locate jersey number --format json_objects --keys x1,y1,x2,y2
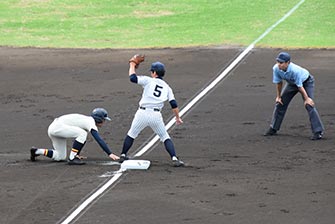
[{"x1": 153, "y1": 85, "x2": 163, "y2": 97}]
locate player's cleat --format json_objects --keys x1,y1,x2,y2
[
  {"x1": 264, "y1": 128, "x2": 277, "y2": 136},
  {"x1": 310, "y1": 131, "x2": 323, "y2": 140},
  {"x1": 68, "y1": 157, "x2": 86, "y2": 165},
  {"x1": 30, "y1": 147, "x2": 39, "y2": 162},
  {"x1": 172, "y1": 158, "x2": 185, "y2": 167},
  {"x1": 118, "y1": 154, "x2": 129, "y2": 163}
]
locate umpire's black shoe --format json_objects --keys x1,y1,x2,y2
[
  {"x1": 68, "y1": 157, "x2": 85, "y2": 165},
  {"x1": 172, "y1": 158, "x2": 185, "y2": 167},
  {"x1": 311, "y1": 131, "x2": 323, "y2": 140},
  {"x1": 264, "y1": 128, "x2": 277, "y2": 136},
  {"x1": 118, "y1": 154, "x2": 129, "y2": 163},
  {"x1": 30, "y1": 147, "x2": 39, "y2": 162}
]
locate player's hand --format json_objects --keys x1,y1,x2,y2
[
  {"x1": 304, "y1": 97, "x2": 315, "y2": 107},
  {"x1": 129, "y1": 61, "x2": 137, "y2": 68},
  {"x1": 275, "y1": 96, "x2": 283, "y2": 105},
  {"x1": 76, "y1": 155, "x2": 87, "y2": 160},
  {"x1": 109, "y1": 153, "x2": 120, "y2": 161},
  {"x1": 129, "y1": 54, "x2": 145, "y2": 69},
  {"x1": 176, "y1": 117, "x2": 183, "y2": 125}
]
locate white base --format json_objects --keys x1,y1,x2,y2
[{"x1": 120, "y1": 160, "x2": 151, "y2": 170}]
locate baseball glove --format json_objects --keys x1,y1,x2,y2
[{"x1": 129, "y1": 54, "x2": 145, "y2": 67}]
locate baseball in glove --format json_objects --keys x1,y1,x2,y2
[{"x1": 129, "y1": 54, "x2": 145, "y2": 68}]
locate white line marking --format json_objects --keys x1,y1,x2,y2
[
  {"x1": 60, "y1": 1, "x2": 305, "y2": 223},
  {"x1": 135, "y1": 0, "x2": 306, "y2": 158},
  {"x1": 60, "y1": 172, "x2": 123, "y2": 224}
]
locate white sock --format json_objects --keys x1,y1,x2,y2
[
  {"x1": 172, "y1": 156, "x2": 178, "y2": 161},
  {"x1": 36, "y1": 149, "x2": 45, "y2": 155},
  {"x1": 69, "y1": 151, "x2": 77, "y2": 160}
]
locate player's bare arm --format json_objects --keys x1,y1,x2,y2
[
  {"x1": 275, "y1": 82, "x2": 283, "y2": 105},
  {"x1": 172, "y1": 107, "x2": 183, "y2": 125},
  {"x1": 109, "y1": 153, "x2": 120, "y2": 160},
  {"x1": 129, "y1": 62, "x2": 137, "y2": 75}
]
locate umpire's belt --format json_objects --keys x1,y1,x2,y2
[
  {"x1": 303, "y1": 76, "x2": 311, "y2": 84},
  {"x1": 140, "y1": 106, "x2": 160, "y2": 112}
]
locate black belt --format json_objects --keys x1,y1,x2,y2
[
  {"x1": 303, "y1": 76, "x2": 311, "y2": 83},
  {"x1": 140, "y1": 106, "x2": 160, "y2": 112}
]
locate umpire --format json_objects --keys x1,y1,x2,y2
[{"x1": 264, "y1": 52, "x2": 324, "y2": 140}]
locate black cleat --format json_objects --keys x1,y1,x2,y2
[
  {"x1": 311, "y1": 132, "x2": 323, "y2": 140},
  {"x1": 264, "y1": 128, "x2": 277, "y2": 136},
  {"x1": 118, "y1": 154, "x2": 129, "y2": 163},
  {"x1": 172, "y1": 158, "x2": 185, "y2": 167},
  {"x1": 30, "y1": 147, "x2": 39, "y2": 162},
  {"x1": 68, "y1": 157, "x2": 86, "y2": 165}
]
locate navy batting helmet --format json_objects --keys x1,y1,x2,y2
[
  {"x1": 91, "y1": 108, "x2": 111, "y2": 123},
  {"x1": 150, "y1": 62, "x2": 165, "y2": 77}
]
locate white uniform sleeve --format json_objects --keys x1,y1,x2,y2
[
  {"x1": 167, "y1": 86, "x2": 175, "y2": 101},
  {"x1": 137, "y1": 76, "x2": 150, "y2": 87}
]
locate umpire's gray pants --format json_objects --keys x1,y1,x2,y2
[{"x1": 270, "y1": 75, "x2": 324, "y2": 134}]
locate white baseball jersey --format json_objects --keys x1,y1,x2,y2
[
  {"x1": 138, "y1": 76, "x2": 175, "y2": 109},
  {"x1": 128, "y1": 76, "x2": 175, "y2": 142},
  {"x1": 47, "y1": 114, "x2": 98, "y2": 161}
]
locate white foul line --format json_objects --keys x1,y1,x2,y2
[
  {"x1": 60, "y1": 1, "x2": 305, "y2": 223},
  {"x1": 135, "y1": 0, "x2": 305, "y2": 157}
]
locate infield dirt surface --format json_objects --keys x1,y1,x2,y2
[{"x1": 0, "y1": 47, "x2": 334, "y2": 224}]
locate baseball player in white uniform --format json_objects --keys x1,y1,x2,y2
[
  {"x1": 30, "y1": 108, "x2": 119, "y2": 165},
  {"x1": 119, "y1": 55, "x2": 184, "y2": 167}
]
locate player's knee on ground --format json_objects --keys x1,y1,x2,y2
[{"x1": 52, "y1": 150, "x2": 67, "y2": 161}]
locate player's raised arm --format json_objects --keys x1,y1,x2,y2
[{"x1": 128, "y1": 54, "x2": 145, "y2": 76}]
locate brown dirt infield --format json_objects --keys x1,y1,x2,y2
[{"x1": 0, "y1": 47, "x2": 334, "y2": 224}]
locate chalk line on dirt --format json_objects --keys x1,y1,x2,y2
[{"x1": 59, "y1": 1, "x2": 305, "y2": 223}]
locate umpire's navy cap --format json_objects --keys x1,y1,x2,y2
[
  {"x1": 276, "y1": 52, "x2": 291, "y2": 63},
  {"x1": 150, "y1": 62, "x2": 165, "y2": 73}
]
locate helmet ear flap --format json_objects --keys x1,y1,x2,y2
[
  {"x1": 92, "y1": 115, "x2": 103, "y2": 123},
  {"x1": 91, "y1": 108, "x2": 111, "y2": 123}
]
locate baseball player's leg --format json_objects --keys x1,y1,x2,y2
[
  {"x1": 48, "y1": 121, "x2": 88, "y2": 142},
  {"x1": 120, "y1": 135, "x2": 134, "y2": 156},
  {"x1": 50, "y1": 136, "x2": 67, "y2": 161},
  {"x1": 31, "y1": 122, "x2": 62, "y2": 161},
  {"x1": 30, "y1": 146, "x2": 54, "y2": 161},
  {"x1": 149, "y1": 113, "x2": 184, "y2": 166},
  {"x1": 164, "y1": 138, "x2": 184, "y2": 167},
  {"x1": 49, "y1": 122, "x2": 88, "y2": 161},
  {"x1": 149, "y1": 112, "x2": 170, "y2": 142},
  {"x1": 119, "y1": 110, "x2": 148, "y2": 162},
  {"x1": 54, "y1": 126, "x2": 89, "y2": 164},
  {"x1": 30, "y1": 133, "x2": 67, "y2": 161},
  {"x1": 127, "y1": 110, "x2": 148, "y2": 140},
  {"x1": 69, "y1": 140, "x2": 86, "y2": 160},
  {"x1": 163, "y1": 138, "x2": 176, "y2": 158}
]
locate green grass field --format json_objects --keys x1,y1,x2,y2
[{"x1": 0, "y1": 0, "x2": 334, "y2": 49}]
